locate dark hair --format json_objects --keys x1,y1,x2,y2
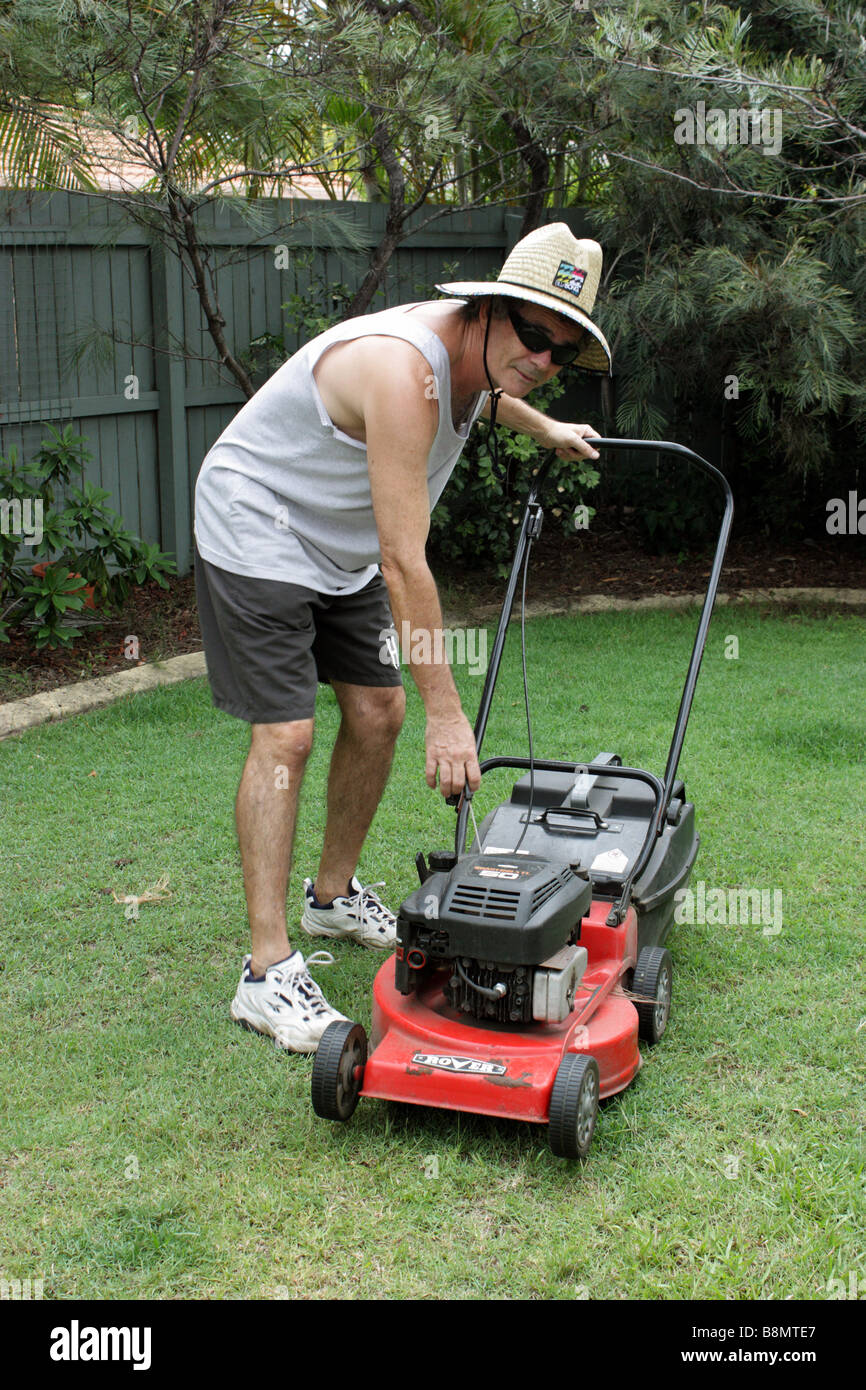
[{"x1": 456, "y1": 295, "x2": 510, "y2": 323}]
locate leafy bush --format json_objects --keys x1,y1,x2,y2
[
  {"x1": 427, "y1": 375, "x2": 600, "y2": 575},
  {"x1": 0, "y1": 425, "x2": 176, "y2": 650}
]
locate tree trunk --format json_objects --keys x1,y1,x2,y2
[
  {"x1": 346, "y1": 226, "x2": 403, "y2": 317},
  {"x1": 504, "y1": 115, "x2": 550, "y2": 236},
  {"x1": 344, "y1": 121, "x2": 407, "y2": 317},
  {"x1": 170, "y1": 192, "x2": 256, "y2": 399}
]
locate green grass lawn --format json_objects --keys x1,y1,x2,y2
[{"x1": 1, "y1": 604, "x2": 864, "y2": 1300}]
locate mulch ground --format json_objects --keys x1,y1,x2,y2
[{"x1": 2, "y1": 518, "x2": 864, "y2": 701}]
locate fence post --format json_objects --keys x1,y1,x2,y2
[
  {"x1": 150, "y1": 240, "x2": 191, "y2": 574},
  {"x1": 503, "y1": 210, "x2": 526, "y2": 254}
]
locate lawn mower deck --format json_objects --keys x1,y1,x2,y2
[
  {"x1": 363, "y1": 897, "x2": 643, "y2": 1123},
  {"x1": 312, "y1": 438, "x2": 733, "y2": 1159}
]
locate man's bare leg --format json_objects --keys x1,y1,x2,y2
[
  {"x1": 235, "y1": 718, "x2": 314, "y2": 975},
  {"x1": 313, "y1": 683, "x2": 406, "y2": 904}
]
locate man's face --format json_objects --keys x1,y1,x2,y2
[{"x1": 491, "y1": 299, "x2": 585, "y2": 396}]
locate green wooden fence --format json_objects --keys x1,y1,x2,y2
[{"x1": 0, "y1": 194, "x2": 598, "y2": 575}]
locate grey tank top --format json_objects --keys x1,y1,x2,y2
[{"x1": 193, "y1": 302, "x2": 488, "y2": 592}]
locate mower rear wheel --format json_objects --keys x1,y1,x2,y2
[
  {"x1": 311, "y1": 1021, "x2": 367, "y2": 1121},
  {"x1": 632, "y1": 947, "x2": 672, "y2": 1044},
  {"x1": 548, "y1": 1053, "x2": 599, "y2": 1160}
]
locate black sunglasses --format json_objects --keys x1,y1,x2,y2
[{"x1": 506, "y1": 304, "x2": 585, "y2": 366}]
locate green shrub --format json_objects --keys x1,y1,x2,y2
[
  {"x1": 0, "y1": 425, "x2": 176, "y2": 650},
  {"x1": 428, "y1": 375, "x2": 600, "y2": 575}
]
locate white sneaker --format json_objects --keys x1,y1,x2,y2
[
  {"x1": 301, "y1": 876, "x2": 397, "y2": 951},
  {"x1": 230, "y1": 949, "x2": 347, "y2": 1053}
]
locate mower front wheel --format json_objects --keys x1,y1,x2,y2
[
  {"x1": 548, "y1": 1053, "x2": 599, "y2": 1160},
  {"x1": 311, "y1": 1021, "x2": 367, "y2": 1121},
  {"x1": 633, "y1": 946, "x2": 672, "y2": 1044}
]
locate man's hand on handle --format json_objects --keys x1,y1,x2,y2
[
  {"x1": 541, "y1": 420, "x2": 601, "y2": 461},
  {"x1": 425, "y1": 709, "x2": 481, "y2": 799}
]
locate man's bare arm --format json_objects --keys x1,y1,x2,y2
[
  {"x1": 480, "y1": 392, "x2": 600, "y2": 460},
  {"x1": 359, "y1": 338, "x2": 481, "y2": 797}
]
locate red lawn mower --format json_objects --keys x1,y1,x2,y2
[{"x1": 312, "y1": 438, "x2": 733, "y2": 1159}]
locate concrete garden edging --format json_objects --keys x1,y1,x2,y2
[
  {"x1": 1, "y1": 588, "x2": 864, "y2": 742},
  {"x1": 0, "y1": 651, "x2": 206, "y2": 741}
]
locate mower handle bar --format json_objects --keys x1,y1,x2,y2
[{"x1": 453, "y1": 438, "x2": 734, "y2": 909}]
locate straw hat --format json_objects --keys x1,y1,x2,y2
[{"x1": 436, "y1": 222, "x2": 611, "y2": 375}]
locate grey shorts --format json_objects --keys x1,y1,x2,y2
[{"x1": 194, "y1": 544, "x2": 402, "y2": 724}]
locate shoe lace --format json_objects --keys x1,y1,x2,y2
[
  {"x1": 276, "y1": 951, "x2": 336, "y2": 1016},
  {"x1": 354, "y1": 882, "x2": 394, "y2": 930}
]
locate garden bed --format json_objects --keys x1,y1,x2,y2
[{"x1": 1, "y1": 519, "x2": 864, "y2": 702}]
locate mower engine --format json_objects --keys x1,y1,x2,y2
[{"x1": 395, "y1": 852, "x2": 592, "y2": 1025}]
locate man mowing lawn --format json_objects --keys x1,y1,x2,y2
[{"x1": 193, "y1": 222, "x2": 610, "y2": 1053}]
